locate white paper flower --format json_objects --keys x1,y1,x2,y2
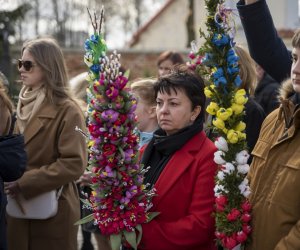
[
  {"x1": 238, "y1": 178, "x2": 251, "y2": 197},
  {"x1": 237, "y1": 164, "x2": 250, "y2": 175},
  {"x1": 217, "y1": 171, "x2": 225, "y2": 181},
  {"x1": 214, "y1": 184, "x2": 226, "y2": 196},
  {"x1": 214, "y1": 136, "x2": 229, "y2": 152},
  {"x1": 84, "y1": 52, "x2": 94, "y2": 67},
  {"x1": 243, "y1": 187, "x2": 251, "y2": 198},
  {"x1": 235, "y1": 150, "x2": 250, "y2": 165},
  {"x1": 214, "y1": 150, "x2": 226, "y2": 165},
  {"x1": 222, "y1": 162, "x2": 235, "y2": 174}
]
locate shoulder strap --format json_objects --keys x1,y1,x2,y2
[{"x1": 8, "y1": 112, "x2": 17, "y2": 135}]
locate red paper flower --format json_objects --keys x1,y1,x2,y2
[{"x1": 227, "y1": 208, "x2": 241, "y2": 222}]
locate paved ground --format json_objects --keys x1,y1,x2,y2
[{"x1": 77, "y1": 226, "x2": 98, "y2": 250}]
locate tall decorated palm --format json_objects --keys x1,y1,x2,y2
[
  {"x1": 189, "y1": 1, "x2": 252, "y2": 249},
  {"x1": 76, "y1": 8, "x2": 156, "y2": 250}
]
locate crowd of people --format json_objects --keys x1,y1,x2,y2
[{"x1": 1, "y1": 0, "x2": 300, "y2": 249}]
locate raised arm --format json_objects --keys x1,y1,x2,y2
[{"x1": 237, "y1": 0, "x2": 292, "y2": 83}]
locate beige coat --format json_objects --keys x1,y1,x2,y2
[
  {"x1": 248, "y1": 80, "x2": 300, "y2": 250},
  {"x1": 7, "y1": 99, "x2": 87, "y2": 250}
]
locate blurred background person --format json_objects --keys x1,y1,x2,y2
[
  {"x1": 237, "y1": 0, "x2": 291, "y2": 83},
  {"x1": 254, "y1": 64, "x2": 280, "y2": 115},
  {"x1": 4, "y1": 37, "x2": 87, "y2": 250},
  {"x1": 0, "y1": 73, "x2": 26, "y2": 250},
  {"x1": 157, "y1": 51, "x2": 185, "y2": 77},
  {"x1": 234, "y1": 45, "x2": 266, "y2": 155},
  {"x1": 130, "y1": 78, "x2": 158, "y2": 148},
  {"x1": 0, "y1": 73, "x2": 13, "y2": 136}
]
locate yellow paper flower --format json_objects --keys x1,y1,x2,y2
[
  {"x1": 227, "y1": 129, "x2": 239, "y2": 144},
  {"x1": 234, "y1": 94, "x2": 248, "y2": 105},
  {"x1": 204, "y1": 87, "x2": 213, "y2": 98},
  {"x1": 84, "y1": 52, "x2": 94, "y2": 67},
  {"x1": 88, "y1": 140, "x2": 95, "y2": 148},
  {"x1": 211, "y1": 67, "x2": 217, "y2": 73},
  {"x1": 101, "y1": 38, "x2": 106, "y2": 45},
  {"x1": 216, "y1": 108, "x2": 233, "y2": 121},
  {"x1": 235, "y1": 121, "x2": 246, "y2": 132},
  {"x1": 231, "y1": 103, "x2": 244, "y2": 115},
  {"x1": 223, "y1": 128, "x2": 228, "y2": 134},
  {"x1": 87, "y1": 72, "x2": 96, "y2": 82},
  {"x1": 206, "y1": 102, "x2": 219, "y2": 115},
  {"x1": 238, "y1": 131, "x2": 247, "y2": 139},
  {"x1": 236, "y1": 89, "x2": 246, "y2": 96},
  {"x1": 213, "y1": 117, "x2": 225, "y2": 130}
]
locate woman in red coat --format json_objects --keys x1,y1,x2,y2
[{"x1": 139, "y1": 66, "x2": 217, "y2": 250}]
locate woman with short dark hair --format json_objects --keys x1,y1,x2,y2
[{"x1": 139, "y1": 66, "x2": 217, "y2": 250}]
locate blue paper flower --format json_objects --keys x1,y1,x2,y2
[
  {"x1": 215, "y1": 76, "x2": 227, "y2": 86},
  {"x1": 227, "y1": 49, "x2": 239, "y2": 64},
  {"x1": 90, "y1": 64, "x2": 101, "y2": 73},
  {"x1": 212, "y1": 33, "x2": 230, "y2": 47},
  {"x1": 213, "y1": 68, "x2": 224, "y2": 79},
  {"x1": 234, "y1": 75, "x2": 242, "y2": 87},
  {"x1": 227, "y1": 65, "x2": 239, "y2": 75},
  {"x1": 84, "y1": 40, "x2": 91, "y2": 50},
  {"x1": 91, "y1": 34, "x2": 99, "y2": 44}
]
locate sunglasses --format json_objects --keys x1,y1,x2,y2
[{"x1": 18, "y1": 59, "x2": 36, "y2": 72}]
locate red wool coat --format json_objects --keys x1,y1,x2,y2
[{"x1": 140, "y1": 131, "x2": 217, "y2": 250}]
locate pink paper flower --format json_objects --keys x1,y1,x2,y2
[
  {"x1": 227, "y1": 208, "x2": 241, "y2": 222},
  {"x1": 241, "y1": 213, "x2": 251, "y2": 223},
  {"x1": 236, "y1": 231, "x2": 247, "y2": 243}
]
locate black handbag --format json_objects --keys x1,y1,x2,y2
[{"x1": 0, "y1": 113, "x2": 27, "y2": 182}]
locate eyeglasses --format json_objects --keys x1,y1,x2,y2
[{"x1": 18, "y1": 59, "x2": 36, "y2": 72}]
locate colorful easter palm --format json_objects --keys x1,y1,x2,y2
[
  {"x1": 76, "y1": 8, "x2": 156, "y2": 250},
  {"x1": 189, "y1": 1, "x2": 252, "y2": 249}
]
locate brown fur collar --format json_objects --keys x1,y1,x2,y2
[{"x1": 278, "y1": 78, "x2": 294, "y2": 101}]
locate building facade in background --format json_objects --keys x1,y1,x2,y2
[{"x1": 128, "y1": 0, "x2": 299, "y2": 51}]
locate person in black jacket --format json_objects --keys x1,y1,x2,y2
[
  {"x1": 237, "y1": 0, "x2": 292, "y2": 83},
  {"x1": 0, "y1": 79, "x2": 26, "y2": 250},
  {"x1": 254, "y1": 64, "x2": 280, "y2": 115},
  {"x1": 233, "y1": 46, "x2": 266, "y2": 155}
]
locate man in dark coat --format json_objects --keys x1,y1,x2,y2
[{"x1": 237, "y1": 0, "x2": 292, "y2": 83}]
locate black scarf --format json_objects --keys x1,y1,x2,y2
[{"x1": 142, "y1": 118, "x2": 203, "y2": 186}]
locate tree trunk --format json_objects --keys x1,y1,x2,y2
[
  {"x1": 134, "y1": 0, "x2": 141, "y2": 28},
  {"x1": 186, "y1": 0, "x2": 195, "y2": 48},
  {"x1": 34, "y1": 0, "x2": 39, "y2": 36}
]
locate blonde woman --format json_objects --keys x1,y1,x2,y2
[
  {"x1": 234, "y1": 45, "x2": 266, "y2": 154},
  {"x1": 130, "y1": 78, "x2": 158, "y2": 148},
  {"x1": 4, "y1": 37, "x2": 87, "y2": 250}
]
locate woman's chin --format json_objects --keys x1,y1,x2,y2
[{"x1": 292, "y1": 83, "x2": 300, "y2": 94}]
